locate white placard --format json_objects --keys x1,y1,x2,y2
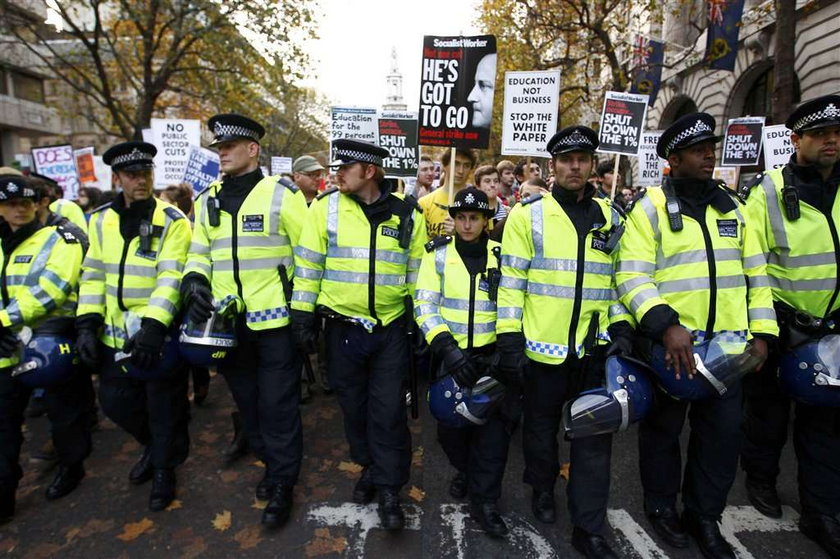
[
  {"x1": 636, "y1": 131, "x2": 666, "y2": 186},
  {"x1": 762, "y1": 124, "x2": 794, "y2": 170},
  {"x1": 271, "y1": 156, "x2": 293, "y2": 176},
  {"x1": 150, "y1": 118, "x2": 201, "y2": 188},
  {"x1": 330, "y1": 107, "x2": 378, "y2": 160},
  {"x1": 501, "y1": 70, "x2": 561, "y2": 157}
]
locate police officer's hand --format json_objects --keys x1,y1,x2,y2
[
  {"x1": 748, "y1": 337, "x2": 769, "y2": 372},
  {"x1": 431, "y1": 332, "x2": 480, "y2": 387},
  {"x1": 291, "y1": 310, "x2": 319, "y2": 354},
  {"x1": 182, "y1": 278, "x2": 214, "y2": 323},
  {"x1": 662, "y1": 324, "x2": 695, "y2": 379},
  {"x1": 124, "y1": 319, "x2": 167, "y2": 370},
  {"x1": 606, "y1": 335, "x2": 634, "y2": 358},
  {"x1": 76, "y1": 313, "x2": 104, "y2": 369},
  {"x1": 495, "y1": 332, "x2": 527, "y2": 379},
  {"x1": 0, "y1": 327, "x2": 18, "y2": 358}
]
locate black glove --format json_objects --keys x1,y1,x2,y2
[
  {"x1": 76, "y1": 313, "x2": 104, "y2": 370},
  {"x1": 430, "y1": 332, "x2": 480, "y2": 387},
  {"x1": 606, "y1": 335, "x2": 634, "y2": 358},
  {"x1": 123, "y1": 318, "x2": 167, "y2": 370},
  {"x1": 0, "y1": 326, "x2": 18, "y2": 359},
  {"x1": 291, "y1": 310, "x2": 319, "y2": 354},
  {"x1": 181, "y1": 275, "x2": 214, "y2": 323},
  {"x1": 496, "y1": 332, "x2": 527, "y2": 378}
]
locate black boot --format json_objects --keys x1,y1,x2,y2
[
  {"x1": 470, "y1": 501, "x2": 508, "y2": 537},
  {"x1": 682, "y1": 510, "x2": 736, "y2": 559},
  {"x1": 0, "y1": 487, "x2": 14, "y2": 524},
  {"x1": 572, "y1": 527, "x2": 618, "y2": 559},
  {"x1": 256, "y1": 472, "x2": 276, "y2": 501},
  {"x1": 647, "y1": 505, "x2": 689, "y2": 548},
  {"x1": 531, "y1": 489, "x2": 556, "y2": 524},
  {"x1": 149, "y1": 469, "x2": 176, "y2": 512},
  {"x1": 262, "y1": 485, "x2": 293, "y2": 528},
  {"x1": 129, "y1": 447, "x2": 153, "y2": 485},
  {"x1": 799, "y1": 513, "x2": 840, "y2": 558},
  {"x1": 46, "y1": 463, "x2": 85, "y2": 500},
  {"x1": 378, "y1": 488, "x2": 405, "y2": 530},
  {"x1": 352, "y1": 466, "x2": 375, "y2": 504},
  {"x1": 223, "y1": 412, "x2": 248, "y2": 462},
  {"x1": 745, "y1": 477, "x2": 782, "y2": 519},
  {"x1": 192, "y1": 368, "x2": 210, "y2": 406},
  {"x1": 449, "y1": 471, "x2": 467, "y2": 499}
]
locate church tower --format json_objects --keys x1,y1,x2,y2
[{"x1": 383, "y1": 47, "x2": 407, "y2": 111}]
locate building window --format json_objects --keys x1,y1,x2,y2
[
  {"x1": 742, "y1": 68, "x2": 801, "y2": 125},
  {"x1": 0, "y1": 68, "x2": 7, "y2": 96},
  {"x1": 11, "y1": 71, "x2": 44, "y2": 104}
]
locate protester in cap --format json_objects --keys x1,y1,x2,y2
[
  {"x1": 615, "y1": 113, "x2": 777, "y2": 558},
  {"x1": 292, "y1": 155, "x2": 325, "y2": 205},
  {"x1": 418, "y1": 149, "x2": 477, "y2": 238},
  {"x1": 739, "y1": 94, "x2": 840, "y2": 556},
  {"x1": 181, "y1": 113, "x2": 308, "y2": 528},
  {"x1": 28, "y1": 173, "x2": 87, "y2": 231},
  {"x1": 415, "y1": 186, "x2": 517, "y2": 537},
  {"x1": 0, "y1": 175, "x2": 89, "y2": 523},
  {"x1": 496, "y1": 126, "x2": 634, "y2": 558},
  {"x1": 291, "y1": 138, "x2": 426, "y2": 530},
  {"x1": 76, "y1": 141, "x2": 192, "y2": 512}
]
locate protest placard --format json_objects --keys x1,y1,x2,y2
[
  {"x1": 379, "y1": 111, "x2": 419, "y2": 178},
  {"x1": 417, "y1": 35, "x2": 497, "y2": 150},
  {"x1": 330, "y1": 106, "x2": 378, "y2": 160},
  {"x1": 150, "y1": 118, "x2": 201, "y2": 188},
  {"x1": 31, "y1": 144, "x2": 80, "y2": 200},
  {"x1": 721, "y1": 117, "x2": 764, "y2": 166},
  {"x1": 271, "y1": 156, "x2": 293, "y2": 176},
  {"x1": 74, "y1": 147, "x2": 97, "y2": 184},
  {"x1": 597, "y1": 91, "x2": 649, "y2": 156},
  {"x1": 501, "y1": 70, "x2": 561, "y2": 157},
  {"x1": 182, "y1": 146, "x2": 220, "y2": 194},
  {"x1": 714, "y1": 167, "x2": 739, "y2": 191},
  {"x1": 763, "y1": 124, "x2": 794, "y2": 170},
  {"x1": 636, "y1": 131, "x2": 666, "y2": 187}
]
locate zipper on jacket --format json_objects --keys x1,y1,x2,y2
[
  {"x1": 467, "y1": 272, "x2": 476, "y2": 350},
  {"x1": 117, "y1": 241, "x2": 130, "y2": 312},
  {"x1": 823, "y1": 216, "x2": 840, "y2": 318},
  {"x1": 698, "y1": 217, "x2": 717, "y2": 340},
  {"x1": 231, "y1": 211, "x2": 244, "y2": 301},
  {"x1": 567, "y1": 233, "x2": 586, "y2": 354},
  {"x1": 368, "y1": 225, "x2": 380, "y2": 325}
]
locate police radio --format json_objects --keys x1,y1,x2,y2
[
  {"x1": 486, "y1": 246, "x2": 502, "y2": 302},
  {"x1": 207, "y1": 197, "x2": 221, "y2": 227},
  {"x1": 397, "y1": 211, "x2": 414, "y2": 250},
  {"x1": 781, "y1": 186, "x2": 801, "y2": 221},
  {"x1": 604, "y1": 223, "x2": 625, "y2": 254},
  {"x1": 666, "y1": 198, "x2": 683, "y2": 232},
  {"x1": 139, "y1": 220, "x2": 153, "y2": 253}
]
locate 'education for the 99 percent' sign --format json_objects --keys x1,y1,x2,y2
[
  {"x1": 501, "y1": 70, "x2": 561, "y2": 157},
  {"x1": 330, "y1": 106, "x2": 378, "y2": 161},
  {"x1": 378, "y1": 111, "x2": 419, "y2": 178},
  {"x1": 417, "y1": 35, "x2": 497, "y2": 150},
  {"x1": 597, "y1": 91, "x2": 649, "y2": 156},
  {"x1": 721, "y1": 117, "x2": 765, "y2": 166}
]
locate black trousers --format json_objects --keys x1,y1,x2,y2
[
  {"x1": 99, "y1": 348, "x2": 190, "y2": 470},
  {"x1": 639, "y1": 381, "x2": 742, "y2": 519},
  {"x1": 0, "y1": 367, "x2": 93, "y2": 489},
  {"x1": 219, "y1": 324, "x2": 302, "y2": 485},
  {"x1": 325, "y1": 317, "x2": 411, "y2": 489},
  {"x1": 523, "y1": 357, "x2": 613, "y2": 535},
  {"x1": 742, "y1": 359, "x2": 840, "y2": 517}
]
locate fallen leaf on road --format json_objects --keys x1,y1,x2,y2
[
  {"x1": 337, "y1": 461, "x2": 362, "y2": 474},
  {"x1": 305, "y1": 527, "x2": 348, "y2": 557},
  {"x1": 251, "y1": 460, "x2": 265, "y2": 468},
  {"x1": 251, "y1": 498, "x2": 267, "y2": 510},
  {"x1": 408, "y1": 486, "x2": 425, "y2": 502},
  {"x1": 234, "y1": 526, "x2": 262, "y2": 550},
  {"x1": 212, "y1": 510, "x2": 232, "y2": 531},
  {"x1": 182, "y1": 537, "x2": 208, "y2": 559},
  {"x1": 412, "y1": 446, "x2": 424, "y2": 467},
  {"x1": 560, "y1": 462, "x2": 570, "y2": 480},
  {"x1": 117, "y1": 517, "x2": 154, "y2": 541},
  {"x1": 165, "y1": 499, "x2": 183, "y2": 511}
]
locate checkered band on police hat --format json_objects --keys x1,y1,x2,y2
[
  {"x1": 213, "y1": 122, "x2": 261, "y2": 142},
  {"x1": 0, "y1": 176, "x2": 38, "y2": 201},
  {"x1": 334, "y1": 147, "x2": 382, "y2": 167},
  {"x1": 666, "y1": 119, "x2": 713, "y2": 155},
  {"x1": 111, "y1": 147, "x2": 155, "y2": 167},
  {"x1": 657, "y1": 112, "x2": 719, "y2": 159},
  {"x1": 787, "y1": 97, "x2": 840, "y2": 132},
  {"x1": 547, "y1": 126, "x2": 599, "y2": 155}
]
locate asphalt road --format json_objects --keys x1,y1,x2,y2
[{"x1": 0, "y1": 372, "x2": 828, "y2": 559}]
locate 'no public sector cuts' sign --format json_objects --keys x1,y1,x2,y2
[
  {"x1": 501, "y1": 70, "x2": 561, "y2": 157},
  {"x1": 597, "y1": 91, "x2": 649, "y2": 156},
  {"x1": 418, "y1": 35, "x2": 497, "y2": 150}
]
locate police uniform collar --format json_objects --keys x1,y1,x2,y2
[
  {"x1": 112, "y1": 193, "x2": 155, "y2": 216},
  {"x1": 667, "y1": 177, "x2": 736, "y2": 214},
  {"x1": 551, "y1": 183, "x2": 595, "y2": 206},
  {"x1": 454, "y1": 232, "x2": 488, "y2": 254},
  {"x1": 788, "y1": 154, "x2": 840, "y2": 185},
  {"x1": 0, "y1": 217, "x2": 42, "y2": 250},
  {"x1": 222, "y1": 167, "x2": 263, "y2": 189}
]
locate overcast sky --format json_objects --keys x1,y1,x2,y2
[{"x1": 303, "y1": 0, "x2": 481, "y2": 110}]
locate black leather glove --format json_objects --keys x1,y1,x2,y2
[
  {"x1": 123, "y1": 318, "x2": 167, "y2": 370},
  {"x1": 496, "y1": 332, "x2": 527, "y2": 378},
  {"x1": 291, "y1": 310, "x2": 319, "y2": 354},
  {"x1": 76, "y1": 313, "x2": 104, "y2": 370},
  {"x1": 606, "y1": 335, "x2": 634, "y2": 358},
  {"x1": 430, "y1": 332, "x2": 480, "y2": 387},
  {"x1": 0, "y1": 326, "x2": 18, "y2": 359},
  {"x1": 181, "y1": 275, "x2": 214, "y2": 323}
]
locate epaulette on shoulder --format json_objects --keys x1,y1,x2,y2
[
  {"x1": 194, "y1": 184, "x2": 213, "y2": 198},
  {"x1": 277, "y1": 177, "x2": 299, "y2": 193},
  {"x1": 316, "y1": 186, "x2": 339, "y2": 200},
  {"x1": 738, "y1": 172, "x2": 764, "y2": 201},
  {"x1": 55, "y1": 223, "x2": 79, "y2": 244},
  {"x1": 90, "y1": 202, "x2": 112, "y2": 214},
  {"x1": 602, "y1": 196, "x2": 626, "y2": 218},
  {"x1": 400, "y1": 193, "x2": 422, "y2": 213},
  {"x1": 424, "y1": 235, "x2": 452, "y2": 253},
  {"x1": 163, "y1": 206, "x2": 185, "y2": 220},
  {"x1": 520, "y1": 193, "x2": 544, "y2": 205}
]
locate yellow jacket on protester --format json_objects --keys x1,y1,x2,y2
[
  {"x1": 496, "y1": 193, "x2": 633, "y2": 365},
  {"x1": 292, "y1": 187, "x2": 427, "y2": 330},
  {"x1": 0, "y1": 221, "x2": 84, "y2": 368},
  {"x1": 183, "y1": 176, "x2": 307, "y2": 330},
  {"x1": 78, "y1": 198, "x2": 190, "y2": 349},
  {"x1": 616, "y1": 183, "x2": 778, "y2": 342}
]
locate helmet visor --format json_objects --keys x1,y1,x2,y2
[{"x1": 562, "y1": 389, "x2": 627, "y2": 439}]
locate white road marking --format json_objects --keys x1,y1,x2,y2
[
  {"x1": 608, "y1": 508, "x2": 671, "y2": 559},
  {"x1": 305, "y1": 502, "x2": 422, "y2": 556},
  {"x1": 720, "y1": 505, "x2": 800, "y2": 559}
]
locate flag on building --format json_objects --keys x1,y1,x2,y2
[
  {"x1": 704, "y1": 0, "x2": 746, "y2": 71},
  {"x1": 630, "y1": 35, "x2": 665, "y2": 107}
]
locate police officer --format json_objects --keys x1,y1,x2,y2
[
  {"x1": 415, "y1": 187, "x2": 514, "y2": 537},
  {"x1": 32, "y1": 173, "x2": 88, "y2": 231},
  {"x1": 181, "y1": 114, "x2": 308, "y2": 528},
  {"x1": 615, "y1": 113, "x2": 778, "y2": 559},
  {"x1": 291, "y1": 139, "x2": 426, "y2": 530},
  {"x1": 740, "y1": 95, "x2": 840, "y2": 557},
  {"x1": 496, "y1": 126, "x2": 634, "y2": 558},
  {"x1": 76, "y1": 141, "x2": 191, "y2": 512},
  {"x1": 0, "y1": 175, "x2": 89, "y2": 522}
]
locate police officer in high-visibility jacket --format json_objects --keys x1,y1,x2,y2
[
  {"x1": 35, "y1": 173, "x2": 88, "y2": 231},
  {"x1": 415, "y1": 187, "x2": 515, "y2": 538},
  {"x1": 75, "y1": 141, "x2": 191, "y2": 512},
  {"x1": 496, "y1": 126, "x2": 634, "y2": 558},
  {"x1": 181, "y1": 114, "x2": 308, "y2": 528},
  {"x1": 616, "y1": 113, "x2": 778, "y2": 559},
  {"x1": 0, "y1": 175, "x2": 89, "y2": 523},
  {"x1": 740, "y1": 95, "x2": 840, "y2": 557},
  {"x1": 291, "y1": 139, "x2": 426, "y2": 531}
]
